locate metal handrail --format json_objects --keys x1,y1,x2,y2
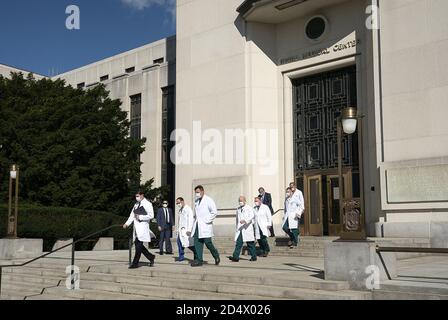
[
  {"x1": 0, "y1": 224, "x2": 133, "y2": 296},
  {"x1": 377, "y1": 246, "x2": 448, "y2": 254},
  {"x1": 376, "y1": 245, "x2": 448, "y2": 281}
]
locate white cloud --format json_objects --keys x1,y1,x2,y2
[{"x1": 121, "y1": 0, "x2": 176, "y2": 21}]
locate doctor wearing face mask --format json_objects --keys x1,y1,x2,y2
[
  {"x1": 176, "y1": 197, "x2": 197, "y2": 262},
  {"x1": 283, "y1": 187, "x2": 305, "y2": 248},
  {"x1": 123, "y1": 191, "x2": 156, "y2": 269},
  {"x1": 190, "y1": 185, "x2": 221, "y2": 267},
  {"x1": 228, "y1": 196, "x2": 257, "y2": 262},
  {"x1": 254, "y1": 197, "x2": 272, "y2": 257}
]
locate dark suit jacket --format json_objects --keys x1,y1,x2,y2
[
  {"x1": 259, "y1": 192, "x2": 274, "y2": 215},
  {"x1": 157, "y1": 207, "x2": 175, "y2": 229}
]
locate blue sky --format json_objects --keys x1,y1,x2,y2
[{"x1": 0, "y1": 0, "x2": 176, "y2": 76}]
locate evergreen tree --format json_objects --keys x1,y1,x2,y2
[{"x1": 0, "y1": 72, "x2": 168, "y2": 215}]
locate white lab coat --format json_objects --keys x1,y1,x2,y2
[
  {"x1": 283, "y1": 190, "x2": 305, "y2": 230},
  {"x1": 254, "y1": 204, "x2": 272, "y2": 239},
  {"x1": 192, "y1": 195, "x2": 218, "y2": 239},
  {"x1": 178, "y1": 205, "x2": 195, "y2": 248},
  {"x1": 234, "y1": 204, "x2": 256, "y2": 243},
  {"x1": 125, "y1": 198, "x2": 154, "y2": 242}
]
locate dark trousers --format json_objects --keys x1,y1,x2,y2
[
  {"x1": 159, "y1": 225, "x2": 173, "y2": 253},
  {"x1": 257, "y1": 227, "x2": 270, "y2": 254},
  {"x1": 282, "y1": 220, "x2": 299, "y2": 246},
  {"x1": 232, "y1": 234, "x2": 257, "y2": 260},
  {"x1": 132, "y1": 238, "x2": 155, "y2": 266},
  {"x1": 177, "y1": 237, "x2": 197, "y2": 260},
  {"x1": 268, "y1": 224, "x2": 276, "y2": 237},
  {"x1": 193, "y1": 229, "x2": 219, "y2": 263}
]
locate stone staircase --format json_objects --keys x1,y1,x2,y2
[
  {"x1": 211, "y1": 236, "x2": 332, "y2": 258},
  {"x1": 0, "y1": 236, "x2": 442, "y2": 300},
  {"x1": 0, "y1": 254, "x2": 371, "y2": 300},
  {"x1": 191, "y1": 236, "x2": 431, "y2": 260},
  {"x1": 373, "y1": 280, "x2": 448, "y2": 300}
]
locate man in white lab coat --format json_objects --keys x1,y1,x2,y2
[
  {"x1": 175, "y1": 197, "x2": 197, "y2": 262},
  {"x1": 191, "y1": 185, "x2": 221, "y2": 267},
  {"x1": 229, "y1": 196, "x2": 257, "y2": 262},
  {"x1": 283, "y1": 187, "x2": 305, "y2": 248},
  {"x1": 123, "y1": 191, "x2": 156, "y2": 268},
  {"x1": 254, "y1": 197, "x2": 272, "y2": 257},
  {"x1": 290, "y1": 182, "x2": 303, "y2": 203}
]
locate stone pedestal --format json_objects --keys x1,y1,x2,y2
[
  {"x1": 324, "y1": 240, "x2": 397, "y2": 290},
  {"x1": 0, "y1": 239, "x2": 43, "y2": 260},
  {"x1": 93, "y1": 238, "x2": 114, "y2": 251},
  {"x1": 52, "y1": 239, "x2": 74, "y2": 252}
]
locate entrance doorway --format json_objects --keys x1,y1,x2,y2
[
  {"x1": 304, "y1": 171, "x2": 352, "y2": 236},
  {"x1": 293, "y1": 66, "x2": 359, "y2": 236}
]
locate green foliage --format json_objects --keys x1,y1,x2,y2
[
  {"x1": 0, "y1": 73, "x2": 167, "y2": 215},
  {"x1": 0, "y1": 204, "x2": 160, "y2": 251}
]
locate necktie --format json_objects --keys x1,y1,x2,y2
[{"x1": 165, "y1": 208, "x2": 169, "y2": 224}]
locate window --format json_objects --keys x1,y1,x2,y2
[
  {"x1": 153, "y1": 58, "x2": 164, "y2": 64},
  {"x1": 125, "y1": 67, "x2": 135, "y2": 74},
  {"x1": 130, "y1": 94, "x2": 142, "y2": 141},
  {"x1": 161, "y1": 86, "x2": 175, "y2": 187},
  {"x1": 77, "y1": 82, "x2": 85, "y2": 89},
  {"x1": 305, "y1": 16, "x2": 328, "y2": 41},
  {"x1": 100, "y1": 75, "x2": 109, "y2": 82}
]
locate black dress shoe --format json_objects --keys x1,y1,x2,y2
[
  {"x1": 129, "y1": 265, "x2": 139, "y2": 269},
  {"x1": 249, "y1": 258, "x2": 257, "y2": 262},
  {"x1": 165, "y1": 252, "x2": 173, "y2": 255},
  {"x1": 158, "y1": 252, "x2": 164, "y2": 255},
  {"x1": 190, "y1": 261, "x2": 203, "y2": 267},
  {"x1": 214, "y1": 256, "x2": 220, "y2": 266},
  {"x1": 228, "y1": 256, "x2": 239, "y2": 262},
  {"x1": 149, "y1": 257, "x2": 155, "y2": 267}
]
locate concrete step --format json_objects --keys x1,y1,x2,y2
[
  {"x1": 212, "y1": 244, "x2": 325, "y2": 250},
  {"x1": 379, "y1": 280, "x2": 448, "y2": 296},
  {"x1": 0, "y1": 289, "x2": 29, "y2": 300},
  {"x1": 88, "y1": 265, "x2": 348, "y2": 291},
  {"x1": 25, "y1": 294, "x2": 78, "y2": 300},
  {"x1": 78, "y1": 269, "x2": 368, "y2": 300},
  {"x1": 72, "y1": 279, "x2": 289, "y2": 300},
  {"x1": 2, "y1": 266, "x2": 66, "y2": 278},
  {"x1": 3, "y1": 262, "x2": 89, "y2": 272},
  {"x1": 2, "y1": 273, "x2": 63, "y2": 286},
  {"x1": 81, "y1": 271, "x2": 348, "y2": 293},
  {"x1": 373, "y1": 290, "x2": 448, "y2": 300},
  {"x1": 209, "y1": 250, "x2": 323, "y2": 258},
  {"x1": 0, "y1": 281, "x2": 47, "y2": 296},
  {"x1": 42, "y1": 286, "x2": 160, "y2": 300}
]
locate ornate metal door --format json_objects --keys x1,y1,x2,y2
[{"x1": 293, "y1": 66, "x2": 358, "y2": 236}]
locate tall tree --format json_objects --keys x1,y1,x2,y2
[{"x1": 0, "y1": 73, "x2": 167, "y2": 215}]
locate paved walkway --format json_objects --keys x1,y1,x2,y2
[{"x1": 394, "y1": 255, "x2": 448, "y2": 285}]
